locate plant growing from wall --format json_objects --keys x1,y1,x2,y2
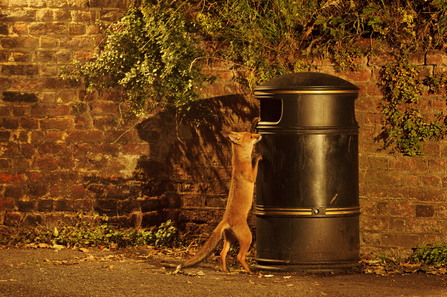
[
  {"x1": 64, "y1": 0, "x2": 447, "y2": 154},
  {"x1": 62, "y1": 0, "x2": 215, "y2": 125},
  {"x1": 377, "y1": 55, "x2": 446, "y2": 155}
]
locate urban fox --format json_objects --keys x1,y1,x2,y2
[{"x1": 174, "y1": 131, "x2": 263, "y2": 274}]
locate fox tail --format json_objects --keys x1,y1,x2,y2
[{"x1": 174, "y1": 223, "x2": 225, "y2": 273}]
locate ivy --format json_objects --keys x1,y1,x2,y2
[
  {"x1": 62, "y1": 0, "x2": 215, "y2": 124},
  {"x1": 376, "y1": 55, "x2": 446, "y2": 155},
  {"x1": 63, "y1": 0, "x2": 447, "y2": 154}
]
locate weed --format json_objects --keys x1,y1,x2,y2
[
  {"x1": 410, "y1": 242, "x2": 447, "y2": 265},
  {"x1": 0, "y1": 215, "x2": 178, "y2": 249}
]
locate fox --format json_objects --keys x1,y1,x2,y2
[{"x1": 174, "y1": 130, "x2": 263, "y2": 274}]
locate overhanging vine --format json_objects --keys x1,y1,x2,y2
[{"x1": 63, "y1": 0, "x2": 447, "y2": 154}]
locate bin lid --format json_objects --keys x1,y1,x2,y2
[{"x1": 254, "y1": 72, "x2": 359, "y2": 94}]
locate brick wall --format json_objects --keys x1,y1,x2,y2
[{"x1": 1, "y1": 0, "x2": 447, "y2": 257}]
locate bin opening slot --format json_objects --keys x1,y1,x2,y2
[{"x1": 260, "y1": 98, "x2": 282, "y2": 123}]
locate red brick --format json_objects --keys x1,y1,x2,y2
[
  {"x1": 26, "y1": 171, "x2": 43, "y2": 182},
  {"x1": 0, "y1": 198, "x2": 14, "y2": 211},
  {"x1": 31, "y1": 105, "x2": 70, "y2": 117},
  {"x1": 38, "y1": 199, "x2": 53, "y2": 212},
  {"x1": 0, "y1": 118, "x2": 19, "y2": 129},
  {"x1": 29, "y1": 22, "x2": 66, "y2": 35},
  {"x1": 33, "y1": 157, "x2": 59, "y2": 169},
  {"x1": 67, "y1": 130, "x2": 104, "y2": 143},
  {"x1": 73, "y1": 199, "x2": 94, "y2": 211},
  {"x1": 4, "y1": 212, "x2": 23, "y2": 227},
  {"x1": 20, "y1": 118, "x2": 39, "y2": 129},
  {"x1": 69, "y1": 24, "x2": 86, "y2": 35},
  {"x1": 72, "y1": 185, "x2": 86, "y2": 196},
  {"x1": 422, "y1": 175, "x2": 442, "y2": 187},
  {"x1": 5, "y1": 186, "x2": 23, "y2": 198},
  {"x1": 427, "y1": 50, "x2": 447, "y2": 65},
  {"x1": 388, "y1": 203, "x2": 415, "y2": 217},
  {"x1": 1, "y1": 37, "x2": 38, "y2": 49},
  {"x1": 91, "y1": 102, "x2": 119, "y2": 115},
  {"x1": 13, "y1": 106, "x2": 31, "y2": 119},
  {"x1": 11, "y1": 78, "x2": 45, "y2": 90},
  {"x1": 45, "y1": 131, "x2": 64, "y2": 142},
  {"x1": 38, "y1": 143, "x2": 69, "y2": 155},
  {"x1": 74, "y1": 50, "x2": 94, "y2": 61},
  {"x1": 40, "y1": 118, "x2": 73, "y2": 130},
  {"x1": 0, "y1": 173, "x2": 23, "y2": 183}
]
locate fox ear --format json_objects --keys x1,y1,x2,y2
[{"x1": 221, "y1": 131, "x2": 241, "y2": 144}]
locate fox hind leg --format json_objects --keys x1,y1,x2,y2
[
  {"x1": 234, "y1": 224, "x2": 254, "y2": 274},
  {"x1": 220, "y1": 229, "x2": 236, "y2": 273}
]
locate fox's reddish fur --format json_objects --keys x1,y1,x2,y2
[{"x1": 174, "y1": 131, "x2": 262, "y2": 274}]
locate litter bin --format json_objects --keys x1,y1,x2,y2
[{"x1": 254, "y1": 72, "x2": 360, "y2": 271}]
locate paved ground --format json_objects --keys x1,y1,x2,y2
[{"x1": 1, "y1": 246, "x2": 446, "y2": 297}]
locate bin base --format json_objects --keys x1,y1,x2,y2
[{"x1": 254, "y1": 258, "x2": 360, "y2": 273}]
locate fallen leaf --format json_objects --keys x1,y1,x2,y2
[
  {"x1": 264, "y1": 274, "x2": 274, "y2": 278},
  {"x1": 79, "y1": 248, "x2": 89, "y2": 253}
]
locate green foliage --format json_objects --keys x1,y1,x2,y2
[
  {"x1": 411, "y1": 242, "x2": 447, "y2": 265},
  {"x1": 377, "y1": 55, "x2": 446, "y2": 155},
  {"x1": 0, "y1": 215, "x2": 178, "y2": 249},
  {"x1": 62, "y1": 0, "x2": 215, "y2": 123},
  {"x1": 63, "y1": 0, "x2": 447, "y2": 153}
]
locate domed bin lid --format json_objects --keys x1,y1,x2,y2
[{"x1": 254, "y1": 72, "x2": 359, "y2": 94}]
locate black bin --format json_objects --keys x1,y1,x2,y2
[{"x1": 254, "y1": 72, "x2": 360, "y2": 271}]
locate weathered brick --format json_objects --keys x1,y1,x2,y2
[
  {"x1": 29, "y1": 183, "x2": 48, "y2": 196},
  {"x1": 54, "y1": 199, "x2": 74, "y2": 211},
  {"x1": 43, "y1": 77, "x2": 81, "y2": 89},
  {"x1": 2, "y1": 64, "x2": 39, "y2": 76},
  {"x1": 1, "y1": 37, "x2": 38, "y2": 48},
  {"x1": 0, "y1": 24, "x2": 8, "y2": 35},
  {"x1": 381, "y1": 233, "x2": 421, "y2": 248},
  {"x1": 5, "y1": 185, "x2": 23, "y2": 198},
  {"x1": 0, "y1": 118, "x2": 19, "y2": 129},
  {"x1": 4, "y1": 212, "x2": 23, "y2": 226},
  {"x1": 0, "y1": 173, "x2": 23, "y2": 183},
  {"x1": 427, "y1": 50, "x2": 447, "y2": 65},
  {"x1": 95, "y1": 199, "x2": 117, "y2": 213},
  {"x1": 13, "y1": 106, "x2": 30, "y2": 117},
  {"x1": 37, "y1": 143, "x2": 69, "y2": 156},
  {"x1": 66, "y1": 130, "x2": 104, "y2": 143},
  {"x1": 416, "y1": 205, "x2": 435, "y2": 217},
  {"x1": 73, "y1": 199, "x2": 94, "y2": 211},
  {"x1": 39, "y1": 118, "x2": 72, "y2": 130},
  {"x1": 0, "y1": 198, "x2": 14, "y2": 211},
  {"x1": 72, "y1": 185, "x2": 86, "y2": 197},
  {"x1": 2, "y1": 91, "x2": 38, "y2": 102},
  {"x1": 54, "y1": 9, "x2": 71, "y2": 21},
  {"x1": 36, "y1": 9, "x2": 53, "y2": 21},
  {"x1": 0, "y1": 10, "x2": 36, "y2": 22},
  {"x1": 69, "y1": 24, "x2": 86, "y2": 35},
  {"x1": 29, "y1": 22, "x2": 66, "y2": 35},
  {"x1": 74, "y1": 50, "x2": 93, "y2": 61},
  {"x1": 31, "y1": 105, "x2": 70, "y2": 117},
  {"x1": 33, "y1": 157, "x2": 59, "y2": 169},
  {"x1": 38, "y1": 199, "x2": 53, "y2": 212},
  {"x1": 88, "y1": 0, "x2": 127, "y2": 9},
  {"x1": 0, "y1": 131, "x2": 10, "y2": 142},
  {"x1": 12, "y1": 51, "x2": 30, "y2": 62},
  {"x1": 18, "y1": 200, "x2": 36, "y2": 212},
  {"x1": 388, "y1": 203, "x2": 415, "y2": 217}
]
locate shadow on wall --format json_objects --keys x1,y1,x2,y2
[{"x1": 130, "y1": 94, "x2": 258, "y2": 228}]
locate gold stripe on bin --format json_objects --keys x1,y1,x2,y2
[
  {"x1": 254, "y1": 90, "x2": 359, "y2": 95},
  {"x1": 255, "y1": 206, "x2": 360, "y2": 216}
]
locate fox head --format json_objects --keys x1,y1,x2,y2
[{"x1": 221, "y1": 131, "x2": 262, "y2": 147}]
